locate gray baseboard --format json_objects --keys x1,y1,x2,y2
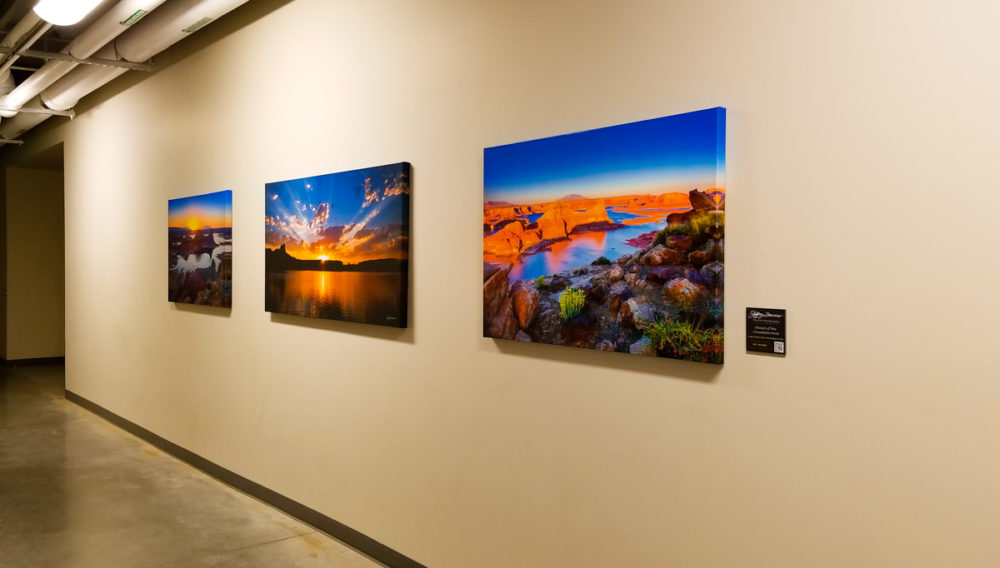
[{"x1": 65, "y1": 390, "x2": 427, "y2": 568}]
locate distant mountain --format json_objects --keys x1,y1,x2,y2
[
  {"x1": 558, "y1": 194, "x2": 586, "y2": 201},
  {"x1": 485, "y1": 200, "x2": 515, "y2": 207}
]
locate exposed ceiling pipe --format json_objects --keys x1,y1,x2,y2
[
  {"x1": 0, "y1": 0, "x2": 36, "y2": 34},
  {"x1": 46, "y1": 0, "x2": 251, "y2": 111},
  {"x1": 0, "y1": 0, "x2": 249, "y2": 140},
  {"x1": 0, "y1": 95, "x2": 46, "y2": 137},
  {"x1": 0, "y1": 0, "x2": 168, "y2": 116},
  {"x1": 0, "y1": 70, "x2": 14, "y2": 98},
  {"x1": 0, "y1": 10, "x2": 53, "y2": 78},
  {"x1": 0, "y1": 3, "x2": 24, "y2": 99}
]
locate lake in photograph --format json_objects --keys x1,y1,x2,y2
[
  {"x1": 265, "y1": 270, "x2": 404, "y2": 326},
  {"x1": 486, "y1": 206, "x2": 688, "y2": 281}
]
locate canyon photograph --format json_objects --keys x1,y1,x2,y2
[{"x1": 483, "y1": 108, "x2": 725, "y2": 363}]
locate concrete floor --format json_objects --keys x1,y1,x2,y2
[{"x1": 0, "y1": 363, "x2": 385, "y2": 568}]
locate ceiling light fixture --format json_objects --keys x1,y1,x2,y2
[{"x1": 33, "y1": 0, "x2": 105, "y2": 26}]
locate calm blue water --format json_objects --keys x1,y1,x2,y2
[
  {"x1": 506, "y1": 223, "x2": 657, "y2": 281},
  {"x1": 487, "y1": 206, "x2": 691, "y2": 282},
  {"x1": 608, "y1": 209, "x2": 643, "y2": 223}
]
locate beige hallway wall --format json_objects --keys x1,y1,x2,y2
[{"x1": 9, "y1": 0, "x2": 1000, "y2": 566}]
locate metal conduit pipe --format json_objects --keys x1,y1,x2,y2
[
  {"x1": 0, "y1": 70, "x2": 15, "y2": 98},
  {"x1": 0, "y1": 11, "x2": 52, "y2": 80},
  {"x1": 0, "y1": 9, "x2": 51, "y2": 119},
  {"x1": 0, "y1": 0, "x2": 250, "y2": 140},
  {"x1": 0, "y1": 1, "x2": 34, "y2": 34},
  {"x1": 0, "y1": 94, "x2": 48, "y2": 138},
  {"x1": 41, "y1": 0, "x2": 250, "y2": 112},
  {"x1": 0, "y1": 0, "x2": 168, "y2": 115}
]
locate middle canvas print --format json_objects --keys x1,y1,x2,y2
[{"x1": 265, "y1": 162, "x2": 411, "y2": 328}]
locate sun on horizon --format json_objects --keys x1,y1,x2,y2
[{"x1": 168, "y1": 190, "x2": 232, "y2": 230}]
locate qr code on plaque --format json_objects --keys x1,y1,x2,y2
[{"x1": 774, "y1": 341, "x2": 785, "y2": 354}]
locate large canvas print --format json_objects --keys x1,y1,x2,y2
[
  {"x1": 168, "y1": 190, "x2": 233, "y2": 307},
  {"x1": 483, "y1": 108, "x2": 725, "y2": 363},
  {"x1": 265, "y1": 162, "x2": 410, "y2": 327}
]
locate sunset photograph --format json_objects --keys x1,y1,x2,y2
[
  {"x1": 265, "y1": 162, "x2": 410, "y2": 327},
  {"x1": 168, "y1": 190, "x2": 233, "y2": 307},
  {"x1": 483, "y1": 107, "x2": 726, "y2": 363}
]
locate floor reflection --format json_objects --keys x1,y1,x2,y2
[{"x1": 0, "y1": 363, "x2": 383, "y2": 568}]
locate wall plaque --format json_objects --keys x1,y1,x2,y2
[{"x1": 746, "y1": 307, "x2": 786, "y2": 355}]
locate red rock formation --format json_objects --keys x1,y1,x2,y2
[
  {"x1": 607, "y1": 264, "x2": 624, "y2": 283},
  {"x1": 511, "y1": 281, "x2": 540, "y2": 329},
  {"x1": 640, "y1": 245, "x2": 687, "y2": 266},
  {"x1": 689, "y1": 189, "x2": 719, "y2": 212},
  {"x1": 483, "y1": 263, "x2": 512, "y2": 321},
  {"x1": 666, "y1": 210, "x2": 693, "y2": 227},
  {"x1": 664, "y1": 277, "x2": 709, "y2": 308},
  {"x1": 483, "y1": 205, "x2": 538, "y2": 230},
  {"x1": 534, "y1": 199, "x2": 614, "y2": 240},
  {"x1": 483, "y1": 207, "x2": 516, "y2": 230},
  {"x1": 483, "y1": 220, "x2": 541, "y2": 257},
  {"x1": 535, "y1": 204, "x2": 569, "y2": 240},
  {"x1": 484, "y1": 263, "x2": 503, "y2": 282},
  {"x1": 655, "y1": 192, "x2": 694, "y2": 208},
  {"x1": 688, "y1": 238, "x2": 723, "y2": 267},
  {"x1": 611, "y1": 192, "x2": 691, "y2": 211},
  {"x1": 487, "y1": 297, "x2": 519, "y2": 339},
  {"x1": 664, "y1": 234, "x2": 693, "y2": 252},
  {"x1": 567, "y1": 200, "x2": 615, "y2": 233}
]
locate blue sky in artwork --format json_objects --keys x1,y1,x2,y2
[
  {"x1": 484, "y1": 107, "x2": 725, "y2": 204},
  {"x1": 168, "y1": 190, "x2": 231, "y2": 228},
  {"x1": 264, "y1": 163, "x2": 410, "y2": 262}
]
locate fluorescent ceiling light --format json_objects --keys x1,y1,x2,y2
[{"x1": 33, "y1": 0, "x2": 104, "y2": 26}]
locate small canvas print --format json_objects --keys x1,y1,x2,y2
[
  {"x1": 483, "y1": 107, "x2": 725, "y2": 363},
  {"x1": 168, "y1": 190, "x2": 233, "y2": 307},
  {"x1": 265, "y1": 162, "x2": 410, "y2": 327}
]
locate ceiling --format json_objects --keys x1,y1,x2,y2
[
  {"x1": 0, "y1": 0, "x2": 115, "y2": 84},
  {"x1": 0, "y1": 0, "x2": 293, "y2": 163}
]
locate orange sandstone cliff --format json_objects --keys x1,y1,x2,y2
[{"x1": 484, "y1": 198, "x2": 616, "y2": 257}]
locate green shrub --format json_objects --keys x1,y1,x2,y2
[
  {"x1": 663, "y1": 223, "x2": 693, "y2": 237},
  {"x1": 643, "y1": 318, "x2": 723, "y2": 363},
  {"x1": 534, "y1": 275, "x2": 547, "y2": 290},
  {"x1": 591, "y1": 256, "x2": 612, "y2": 265},
  {"x1": 558, "y1": 287, "x2": 586, "y2": 321},
  {"x1": 688, "y1": 213, "x2": 713, "y2": 241},
  {"x1": 656, "y1": 211, "x2": 726, "y2": 247},
  {"x1": 645, "y1": 319, "x2": 700, "y2": 352}
]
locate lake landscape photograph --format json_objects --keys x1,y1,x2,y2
[
  {"x1": 168, "y1": 190, "x2": 233, "y2": 307},
  {"x1": 265, "y1": 163, "x2": 410, "y2": 327},
  {"x1": 483, "y1": 107, "x2": 726, "y2": 363}
]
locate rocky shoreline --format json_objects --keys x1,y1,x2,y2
[{"x1": 483, "y1": 189, "x2": 725, "y2": 364}]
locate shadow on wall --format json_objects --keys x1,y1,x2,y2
[
  {"x1": 489, "y1": 337, "x2": 723, "y2": 384},
  {"x1": 172, "y1": 303, "x2": 232, "y2": 318},
  {"x1": 269, "y1": 313, "x2": 414, "y2": 344}
]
